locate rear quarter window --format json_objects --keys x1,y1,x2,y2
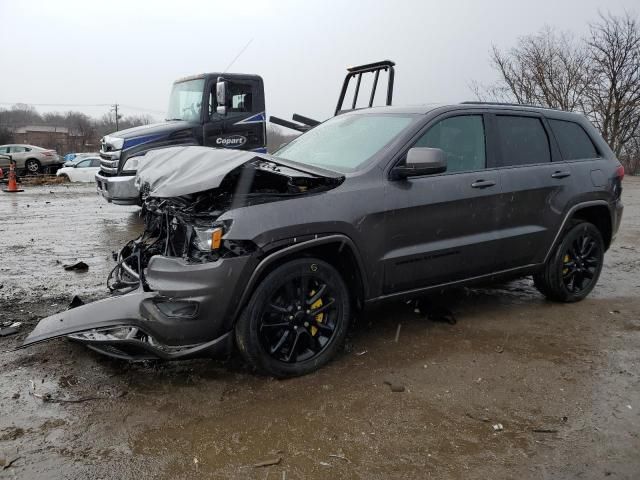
[
  {"x1": 548, "y1": 119, "x2": 599, "y2": 160},
  {"x1": 496, "y1": 115, "x2": 551, "y2": 167}
]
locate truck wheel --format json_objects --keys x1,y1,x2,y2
[
  {"x1": 25, "y1": 158, "x2": 41, "y2": 174},
  {"x1": 533, "y1": 221, "x2": 604, "y2": 302},
  {"x1": 235, "y1": 258, "x2": 351, "y2": 378}
]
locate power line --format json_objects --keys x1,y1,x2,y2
[{"x1": 0, "y1": 101, "x2": 165, "y2": 115}]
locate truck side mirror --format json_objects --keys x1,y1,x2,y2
[
  {"x1": 391, "y1": 147, "x2": 447, "y2": 180},
  {"x1": 216, "y1": 80, "x2": 227, "y2": 115}
]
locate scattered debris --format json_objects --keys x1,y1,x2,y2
[
  {"x1": 0, "y1": 453, "x2": 21, "y2": 470},
  {"x1": 28, "y1": 380, "x2": 116, "y2": 404},
  {"x1": 413, "y1": 299, "x2": 457, "y2": 324},
  {"x1": 475, "y1": 377, "x2": 482, "y2": 384},
  {"x1": 67, "y1": 295, "x2": 85, "y2": 309},
  {"x1": 383, "y1": 379, "x2": 406, "y2": 392},
  {"x1": 328, "y1": 454, "x2": 350, "y2": 463},
  {"x1": 531, "y1": 428, "x2": 558, "y2": 433},
  {"x1": 63, "y1": 261, "x2": 89, "y2": 272},
  {"x1": 626, "y1": 404, "x2": 632, "y2": 410},
  {"x1": 394, "y1": 324, "x2": 402, "y2": 343},
  {"x1": 493, "y1": 423, "x2": 504, "y2": 431},
  {"x1": 253, "y1": 457, "x2": 281, "y2": 468},
  {"x1": 0, "y1": 327, "x2": 19, "y2": 337},
  {"x1": 319, "y1": 461, "x2": 331, "y2": 467},
  {"x1": 609, "y1": 310, "x2": 621, "y2": 314},
  {"x1": 355, "y1": 350, "x2": 368, "y2": 356},
  {"x1": 495, "y1": 345, "x2": 504, "y2": 354},
  {"x1": 465, "y1": 412, "x2": 490, "y2": 423},
  {"x1": 11, "y1": 392, "x2": 19, "y2": 400}
]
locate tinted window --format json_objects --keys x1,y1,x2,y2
[
  {"x1": 0, "y1": 146, "x2": 8, "y2": 154},
  {"x1": 90, "y1": 158, "x2": 101, "y2": 167},
  {"x1": 496, "y1": 116, "x2": 550, "y2": 166},
  {"x1": 76, "y1": 159, "x2": 92, "y2": 168},
  {"x1": 414, "y1": 115, "x2": 486, "y2": 172},
  {"x1": 10, "y1": 146, "x2": 26, "y2": 153},
  {"x1": 548, "y1": 119, "x2": 599, "y2": 160}
]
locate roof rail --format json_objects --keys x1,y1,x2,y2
[{"x1": 461, "y1": 101, "x2": 554, "y2": 110}]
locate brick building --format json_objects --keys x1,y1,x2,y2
[{"x1": 11, "y1": 126, "x2": 90, "y2": 154}]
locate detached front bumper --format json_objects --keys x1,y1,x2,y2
[
  {"x1": 21, "y1": 253, "x2": 252, "y2": 361},
  {"x1": 95, "y1": 172, "x2": 140, "y2": 205}
]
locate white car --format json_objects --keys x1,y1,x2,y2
[{"x1": 56, "y1": 157, "x2": 101, "y2": 182}]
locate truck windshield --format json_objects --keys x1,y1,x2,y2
[
  {"x1": 166, "y1": 79, "x2": 205, "y2": 122},
  {"x1": 275, "y1": 113, "x2": 416, "y2": 173}
]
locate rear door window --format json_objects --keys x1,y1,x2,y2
[
  {"x1": 496, "y1": 115, "x2": 550, "y2": 167},
  {"x1": 548, "y1": 119, "x2": 599, "y2": 160},
  {"x1": 414, "y1": 115, "x2": 486, "y2": 173}
]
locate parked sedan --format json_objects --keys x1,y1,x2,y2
[
  {"x1": 56, "y1": 157, "x2": 101, "y2": 182},
  {"x1": 0, "y1": 144, "x2": 61, "y2": 174},
  {"x1": 63, "y1": 152, "x2": 100, "y2": 167}
]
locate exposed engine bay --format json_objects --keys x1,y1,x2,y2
[{"x1": 109, "y1": 154, "x2": 343, "y2": 294}]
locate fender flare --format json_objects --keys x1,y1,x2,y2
[
  {"x1": 543, "y1": 200, "x2": 611, "y2": 263},
  {"x1": 233, "y1": 234, "x2": 369, "y2": 320}
]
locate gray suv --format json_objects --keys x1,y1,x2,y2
[{"x1": 23, "y1": 103, "x2": 624, "y2": 377}]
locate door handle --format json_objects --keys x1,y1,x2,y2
[
  {"x1": 551, "y1": 171, "x2": 571, "y2": 179},
  {"x1": 471, "y1": 179, "x2": 496, "y2": 189}
]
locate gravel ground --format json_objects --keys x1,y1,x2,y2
[{"x1": 0, "y1": 178, "x2": 638, "y2": 479}]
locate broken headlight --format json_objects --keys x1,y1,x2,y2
[{"x1": 192, "y1": 221, "x2": 231, "y2": 252}]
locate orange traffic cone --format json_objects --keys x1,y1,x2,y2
[{"x1": 2, "y1": 160, "x2": 24, "y2": 193}]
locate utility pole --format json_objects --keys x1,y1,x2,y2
[{"x1": 111, "y1": 103, "x2": 120, "y2": 131}]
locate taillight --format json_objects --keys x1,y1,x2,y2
[{"x1": 616, "y1": 164, "x2": 625, "y2": 180}]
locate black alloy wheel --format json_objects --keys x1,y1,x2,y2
[
  {"x1": 236, "y1": 258, "x2": 350, "y2": 377},
  {"x1": 534, "y1": 221, "x2": 604, "y2": 302}
]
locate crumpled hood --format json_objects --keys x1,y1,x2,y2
[
  {"x1": 135, "y1": 146, "x2": 269, "y2": 198},
  {"x1": 135, "y1": 146, "x2": 341, "y2": 198}
]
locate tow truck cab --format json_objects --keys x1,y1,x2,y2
[{"x1": 96, "y1": 73, "x2": 266, "y2": 205}]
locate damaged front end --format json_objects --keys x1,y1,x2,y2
[{"x1": 21, "y1": 146, "x2": 344, "y2": 361}]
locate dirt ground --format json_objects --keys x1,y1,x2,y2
[{"x1": 0, "y1": 179, "x2": 639, "y2": 479}]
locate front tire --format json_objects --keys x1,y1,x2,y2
[
  {"x1": 534, "y1": 221, "x2": 604, "y2": 302},
  {"x1": 235, "y1": 258, "x2": 351, "y2": 378}
]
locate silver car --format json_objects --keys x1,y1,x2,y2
[{"x1": 0, "y1": 144, "x2": 61, "y2": 174}]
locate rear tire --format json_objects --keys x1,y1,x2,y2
[
  {"x1": 235, "y1": 258, "x2": 351, "y2": 378},
  {"x1": 25, "y1": 158, "x2": 41, "y2": 174},
  {"x1": 533, "y1": 221, "x2": 604, "y2": 302}
]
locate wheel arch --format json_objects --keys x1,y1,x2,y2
[
  {"x1": 571, "y1": 204, "x2": 613, "y2": 250},
  {"x1": 233, "y1": 234, "x2": 368, "y2": 323},
  {"x1": 544, "y1": 200, "x2": 613, "y2": 264}
]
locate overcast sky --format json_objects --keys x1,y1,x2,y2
[{"x1": 0, "y1": 0, "x2": 637, "y2": 124}]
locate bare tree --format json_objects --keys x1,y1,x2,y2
[
  {"x1": 477, "y1": 12, "x2": 640, "y2": 174},
  {"x1": 585, "y1": 11, "x2": 640, "y2": 156},
  {"x1": 479, "y1": 28, "x2": 591, "y2": 110}
]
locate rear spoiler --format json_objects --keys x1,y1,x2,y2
[{"x1": 270, "y1": 59, "x2": 395, "y2": 132}]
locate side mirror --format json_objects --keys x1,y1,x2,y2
[
  {"x1": 216, "y1": 80, "x2": 227, "y2": 115},
  {"x1": 391, "y1": 147, "x2": 447, "y2": 180}
]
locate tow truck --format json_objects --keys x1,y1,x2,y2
[{"x1": 96, "y1": 61, "x2": 395, "y2": 205}]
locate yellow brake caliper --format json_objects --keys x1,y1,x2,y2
[
  {"x1": 308, "y1": 289, "x2": 324, "y2": 336},
  {"x1": 562, "y1": 253, "x2": 570, "y2": 275}
]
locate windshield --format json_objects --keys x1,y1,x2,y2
[
  {"x1": 275, "y1": 114, "x2": 416, "y2": 172},
  {"x1": 166, "y1": 79, "x2": 205, "y2": 122}
]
